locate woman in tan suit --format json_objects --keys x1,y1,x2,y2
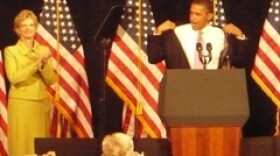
[{"x1": 4, "y1": 9, "x2": 56, "y2": 156}]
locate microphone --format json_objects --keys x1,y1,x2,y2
[
  {"x1": 206, "y1": 42, "x2": 212, "y2": 63},
  {"x1": 196, "y1": 42, "x2": 203, "y2": 51},
  {"x1": 196, "y1": 42, "x2": 203, "y2": 64}
]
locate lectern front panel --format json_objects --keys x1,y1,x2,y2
[{"x1": 158, "y1": 69, "x2": 249, "y2": 126}]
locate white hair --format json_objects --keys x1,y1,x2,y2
[{"x1": 101, "y1": 132, "x2": 144, "y2": 156}]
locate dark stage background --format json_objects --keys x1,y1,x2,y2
[{"x1": 0, "y1": 0, "x2": 276, "y2": 138}]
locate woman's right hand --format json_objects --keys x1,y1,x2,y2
[{"x1": 34, "y1": 56, "x2": 44, "y2": 69}]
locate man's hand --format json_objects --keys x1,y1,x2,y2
[
  {"x1": 155, "y1": 20, "x2": 176, "y2": 35},
  {"x1": 223, "y1": 23, "x2": 244, "y2": 38}
]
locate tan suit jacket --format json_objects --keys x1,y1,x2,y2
[{"x1": 4, "y1": 40, "x2": 56, "y2": 100}]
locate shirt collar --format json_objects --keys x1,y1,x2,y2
[
  {"x1": 16, "y1": 40, "x2": 40, "y2": 55},
  {"x1": 198, "y1": 24, "x2": 211, "y2": 34}
]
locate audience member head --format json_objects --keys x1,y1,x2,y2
[{"x1": 101, "y1": 132, "x2": 144, "y2": 156}]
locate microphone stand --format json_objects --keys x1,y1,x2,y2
[
  {"x1": 197, "y1": 49, "x2": 209, "y2": 69},
  {"x1": 94, "y1": 5, "x2": 124, "y2": 139},
  {"x1": 201, "y1": 43, "x2": 212, "y2": 69},
  {"x1": 201, "y1": 56, "x2": 207, "y2": 69},
  {"x1": 99, "y1": 38, "x2": 111, "y2": 139},
  {"x1": 196, "y1": 42, "x2": 204, "y2": 69}
]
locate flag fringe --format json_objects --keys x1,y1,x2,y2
[
  {"x1": 252, "y1": 71, "x2": 280, "y2": 135},
  {"x1": 106, "y1": 77, "x2": 158, "y2": 138},
  {"x1": 49, "y1": 94, "x2": 90, "y2": 137},
  {"x1": 251, "y1": 71, "x2": 280, "y2": 108}
]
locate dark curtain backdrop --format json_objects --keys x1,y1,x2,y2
[{"x1": 0, "y1": 0, "x2": 276, "y2": 138}]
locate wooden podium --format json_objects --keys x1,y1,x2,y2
[{"x1": 158, "y1": 69, "x2": 249, "y2": 156}]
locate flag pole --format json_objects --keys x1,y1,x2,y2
[
  {"x1": 55, "y1": 0, "x2": 62, "y2": 137},
  {"x1": 275, "y1": 109, "x2": 280, "y2": 135},
  {"x1": 212, "y1": 0, "x2": 217, "y2": 26},
  {"x1": 135, "y1": 0, "x2": 144, "y2": 138}
]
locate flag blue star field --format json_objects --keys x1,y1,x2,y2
[
  {"x1": 35, "y1": 0, "x2": 93, "y2": 137},
  {"x1": 252, "y1": 0, "x2": 280, "y2": 109},
  {"x1": 119, "y1": 2, "x2": 154, "y2": 50},
  {"x1": 211, "y1": 0, "x2": 226, "y2": 28},
  {"x1": 106, "y1": 0, "x2": 167, "y2": 138}
]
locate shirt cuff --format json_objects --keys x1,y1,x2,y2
[{"x1": 236, "y1": 34, "x2": 247, "y2": 40}]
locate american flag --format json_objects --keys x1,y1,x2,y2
[
  {"x1": 251, "y1": 0, "x2": 280, "y2": 112},
  {"x1": 0, "y1": 50, "x2": 7, "y2": 156},
  {"x1": 35, "y1": 0, "x2": 93, "y2": 137},
  {"x1": 105, "y1": 0, "x2": 167, "y2": 138}
]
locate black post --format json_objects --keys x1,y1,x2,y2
[{"x1": 94, "y1": 6, "x2": 124, "y2": 139}]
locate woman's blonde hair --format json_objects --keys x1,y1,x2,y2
[{"x1": 13, "y1": 9, "x2": 38, "y2": 36}]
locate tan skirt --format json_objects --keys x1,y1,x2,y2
[{"x1": 7, "y1": 98, "x2": 51, "y2": 156}]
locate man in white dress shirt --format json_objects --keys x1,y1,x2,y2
[{"x1": 147, "y1": 0, "x2": 226, "y2": 69}]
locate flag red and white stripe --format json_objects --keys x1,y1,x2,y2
[
  {"x1": 252, "y1": 0, "x2": 280, "y2": 135},
  {"x1": 0, "y1": 50, "x2": 8, "y2": 156},
  {"x1": 35, "y1": 0, "x2": 93, "y2": 137},
  {"x1": 251, "y1": 0, "x2": 280, "y2": 108},
  {"x1": 106, "y1": 0, "x2": 167, "y2": 138}
]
